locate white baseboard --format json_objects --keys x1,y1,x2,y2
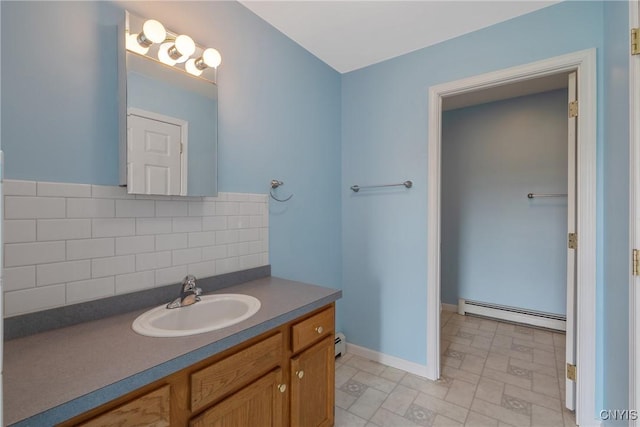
[
  {"x1": 345, "y1": 343, "x2": 429, "y2": 378},
  {"x1": 441, "y1": 303, "x2": 458, "y2": 313}
]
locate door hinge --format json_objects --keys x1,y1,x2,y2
[
  {"x1": 633, "y1": 249, "x2": 639, "y2": 276},
  {"x1": 180, "y1": 142, "x2": 184, "y2": 154},
  {"x1": 632, "y1": 28, "x2": 639, "y2": 56},
  {"x1": 568, "y1": 233, "x2": 577, "y2": 250},
  {"x1": 568, "y1": 101, "x2": 578, "y2": 118},
  {"x1": 567, "y1": 363, "x2": 577, "y2": 381}
]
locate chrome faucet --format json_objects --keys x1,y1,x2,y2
[{"x1": 166, "y1": 275, "x2": 202, "y2": 309}]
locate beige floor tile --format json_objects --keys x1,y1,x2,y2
[
  {"x1": 449, "y1": 342, "x2": 490, "y2": 359},
  {"x1": 335, "y1": 406, "x2": 368, "y2": 427},
  {"x1": 353, "y1": 370, "x2": 399, "y2": 394},
  {"x1": 461, "y1": 354, "x2": 486, "y2": 375},
  {"x1": 381, "y1": 384, "x2": 419, "y2": 416},
  {"x1": 346, "y1": 356, "x2": 388, "y2": 376},
  {"x1": 336, "y1": 364, "x2": 359, "y2": 388},
  {"x1": 485, "y1": 352, "x2": 510, "y2": 372},
  {"x1": 443, "y1": 334, "x2": 474, "y2": 347},
  {"x1": 336, "y1": 388, "x2": 358, "y2": 410},
  {"x1": 470, "y1": 398, "x2": 531, "y2": 427},
  {"x1": 532, "y1": 373, "x2": 559, "y2": 398},
  {"x1": 370, "y1": 407, "x2": 420, "y2": 427},
  {"x1": 442, "y1": 365, "x2": 482, "y2": 385},
  {"x1": 492, "y1": 334, "x2": 514, "y2": 349},
  {"x1": 532, "y1": 349, "x2": 556, "y2": 368},
  {"x1": 562, "y1": 409, "x2": 577, "y2": 427},
  {"x1": 482, "y1": 367, "x2": 532, "y2": 390},
  {"x1": 471, "y1": 335, "x2": 494, "y2": 351},
  {"x1": 460, "y1": 325, "x2": 497, "y2": 339},
  {"x1": 465, "y1": 410, "x2": 500, "y2": 426},
  {"x1": 433, "y1": 414, "x2": 464, "y2": 427},
  {"x1": 479, "y1": 319, "x2": 500, "y2": 333},
  {"x1": 508, "y1": 357, "x2": 557, "y2": 378},
  {"x1": 445, "y1": 378, "x2": 477, "y2": 409},
  {"x1": 349, "y1": 387, "x2": 389, "y2": 420},
  {"x1": 531, "y1": 404, "x2": 564, "y2": 426},
  {"x1": 552, "y1": 333, "x2": 566, "y2": 348},
  {"x1": 533, "y1": 330, "x2": 555, "y2": 346},
  {"x1": 503, "y1": 384, "x2": 561, "y2": 412},
  {"x1": 400, "y1": 373, "x2": 450, "y2": 399},
  {"x1": 443, "y1": 355, "x2": 464, "y2": 369},
  {"x1": 413, "y1": 392, "x2": 469, "y2": 423},
  {"x1": 475, "y1": 377, "x2": 505, "y2": 405},
  {"x1": 380, "y1": 366, "x2": 407, "y2": 383},
  {"x1": 513, "y1": 338, "x2": 554, "y2": 355}
]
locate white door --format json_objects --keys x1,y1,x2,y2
[
  {"x1": 565, "y1": 71, "x2": 578, "y2": 412},
  {"x1": 128, "y1": 113, "x2": 182, "y2": 195}
]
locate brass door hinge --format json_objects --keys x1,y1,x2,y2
[
  {"x1": 632, "y1": 28, "x2": 639, "y2": 56},
  {"x1": 633, "y1": 249, "x2": 639, "y2": 276},
  {"x1": 568, "y1": 101, "x2": 578, "y2": 118},
  {"x1": 567, "y1": 363, "x2": 577, "y2": 381},
  {"x1": 568, "y1": 233, "x2": 577, "y2": 250}
]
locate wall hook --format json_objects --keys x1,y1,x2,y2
[{"x1": 270, "y1": 179, "x2": 293, "y2": 202}]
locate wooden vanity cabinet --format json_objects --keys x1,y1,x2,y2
[{"x1": 59, "y1": 303, "x2": 335, "y2": 427}]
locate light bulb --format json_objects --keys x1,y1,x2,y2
[
  {"x1": 126, "y1": 33, "x2": 149, "y2": 55},
  {"x1": 137, "y1": 19, "x2": 166, "y2": 47},
  {"x1": 158, "y1": 42, "x2": 177, "y2": 66},
  {"x1": 168, "y1": 35, "x2": 195, "y2": 62},
  {"x1": 185, "y1": 58, "x2": 203, "y2": 76},
  {"x1": 201, "y1": 48, "x2": 222, "y2": 68}
]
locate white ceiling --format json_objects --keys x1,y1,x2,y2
[{"x1": 240, "y1": 1, "x2": 561, "y2": 74}]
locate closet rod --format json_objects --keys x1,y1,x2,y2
[{"x1": 527, "y1": 193, "x2": 567, "y2": 199}]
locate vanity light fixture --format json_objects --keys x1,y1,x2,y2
[{"x1": 125, "y1": 11, "x2": 221, "y2": 84}]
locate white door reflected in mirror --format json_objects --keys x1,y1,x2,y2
[{"x1": 127, "y1": 109, "x2": 188, "y2": 196}]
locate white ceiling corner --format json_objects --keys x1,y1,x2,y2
[{"x1": 239, "y1": 1, "x2": 561, "y2": 74}]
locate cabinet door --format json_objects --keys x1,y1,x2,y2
[
  {"x1": 190, "y1": 369, "x2": 285, "y2": 427},
  {"x1": 290, "y1": 336, "x2": 335, "y2": 427}
]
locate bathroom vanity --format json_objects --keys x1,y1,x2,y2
[{"x1": 3, "y1": 276, "x2": 341, "y2": 426}]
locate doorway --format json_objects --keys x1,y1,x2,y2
[{"x1": 426, "y1": 49, "x2": 597, "y2": 426}]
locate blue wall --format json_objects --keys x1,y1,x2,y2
[
  {"x1": 342, "y1": 0, "x2": 603, "y2": 367},
  {"x1": 441, "y1": 90, "x2": 568, "y2": 315},
  {"x1": 0, "y1": 1, "x2": 343, "y2": 299},
  {"x1": 602, "y1": 0, "x2": 630, "y2": 420}
]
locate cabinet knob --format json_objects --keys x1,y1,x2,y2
[
  {"x1": 277, "y1": 384, "x2": 287, "y2": 393},
  {"x1": 315, "y1": 326, "x2": 324, "y2": 334},
  {"x1": 296, "y1": 370, "x2": 305, "y2": 379}
]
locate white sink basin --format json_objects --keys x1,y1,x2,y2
[{"x1": 132, "y1": 294, "x2": 261, "y2": 337}]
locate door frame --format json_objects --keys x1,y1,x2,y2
[
  {"x1": 629, "y1": 0, "x2": 640, "y2": 424},
  {"x1": 426, "y1": 49, "x2": 597, "y2": 426}
]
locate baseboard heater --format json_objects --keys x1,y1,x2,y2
[
  {"x1": 335, "y1": 332, "x2": 346, "y2": 358},
  {"x1": 457, "y1": 298, "x2": 566, "y2": 332}
]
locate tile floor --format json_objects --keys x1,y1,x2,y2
[{"x1": 334, "y1": 311, "x2": 576, "y2": 427}]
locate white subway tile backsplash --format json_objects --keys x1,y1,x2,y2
[
  {"x1": 155, "y1": 233, "x2": 188, "y2": 251},
  {"x1": 155, "y1": 265, "x2": 188, "y2": 287},
  {"x1": 3, "y1": 180, "x2": 269, "y2": 316},
  {"x1": 92, "y1": 218, "x2": 135, "y2": 238},
  {"x1": 188, "y1": 231, "x2": 216, "y2": 248},
  {"x1": 115, "y1": 270, "x2": 155, "y2": 294},
  {"x1": 4, "y1": 220, "x2": 36, "y2": 243},
  {"x1": 156, "y1": 201, "x2": 188, "y2": 217},
  {"x1": 37, "y1": 260, "x2": 91, "y2": 286},
  {"x1": 67, "y1": 198, "x2": 115, "y2": 218},
  {"x1": 187, "y1": 261, "x2": 216, "y2": 278},
  {"x1": 92, "y1": 255, "x2": 136, "y2": 278},
  {"x1": 202, "y1": 245, "x2": 227, "y2": 261},
  {"x1": 3, "y1": 266, "x2": 36, "y2": 291},
  {"x1": 216, "y1": 230, "x2": 239, "y2": 245},
  {"x1": 202, "y1": 216, "x2": 227, "y2": 231},
  {"x1": 136, "y1": 251, "x2": 172, "y2": 271},
  {"x1": 4, "y1": 180, "x2": 37, "y2": 196},
  {"x1": 116, "y1": 199, "x2": 155, "y2": 217},
  {"x1": 37, "y1": 182, "x2": 91, "y2": 198},
  {"x1": 5, "y1": 241, "x2": 66, "y2": 267},
  {"x1": 5, "y1": 196, "x2": 66, "y2": 219},
  {"x1": 172, "y1": 247, "x2": 202, "y2": 266},
  {"x1": 173, "y1": 217, "x2": 202, "y2": 233},
  {"x1": 136, "y1": 218, "x2": 172, "y2": 235},
  {"x1": 38, "y1": 219, "x2": 91, "y2": 241},
  {"x1": 67, "y1": 277, "x2": 115, "y2": 303},
  {"x1": 4, "y1": 284, "x2": 66, "y2": 317},
  {"x1": 115, "y1": 235, "x2": 155, "y2": 255}
]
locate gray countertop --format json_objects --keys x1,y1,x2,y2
[{"x1": 3, "y1": 276, "x2": 341, "y2": 426}]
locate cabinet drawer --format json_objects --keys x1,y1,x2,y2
[
  {"x1": 291, "y1": 306, "x2": 334, "y2": 353},
  {"x1": 78, "y1": 385, "x2": 170, "y2": 427},
  {"x1": 191, "y1": 332, "x2": 283, "y2": 412}
]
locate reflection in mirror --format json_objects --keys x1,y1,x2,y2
[{"x1": 122, "y1": 12, "x2": 219, "y2": 196}]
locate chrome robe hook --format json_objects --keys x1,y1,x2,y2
[{"x1": 270, "y1": 179, "x2": 293, "y2": 202}]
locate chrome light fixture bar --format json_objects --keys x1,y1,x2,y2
[{"x1": 125, "y1": 11, "x2": 221, "y2": 84}]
